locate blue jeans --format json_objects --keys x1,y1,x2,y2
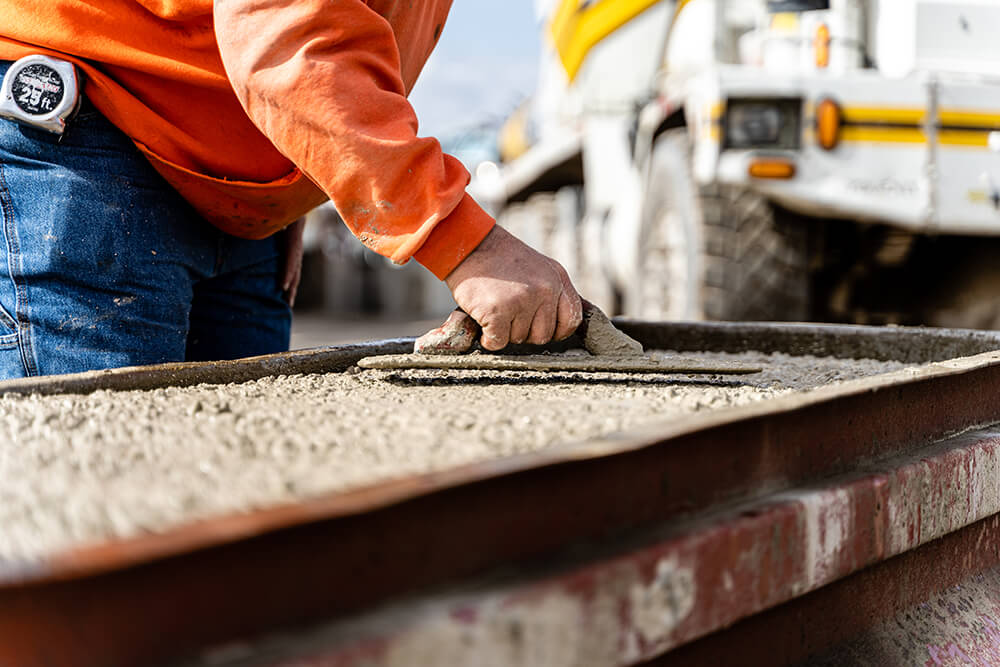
[{"x1": 0, "y1": 62, "x2": 291, "y2": 379}]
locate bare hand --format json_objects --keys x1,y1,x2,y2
[
  {"x1": 444, "y1": 225, "x2": 583, "y2": 351},
  {"x1": 281, "y1": 217, "x2": 306, "y2": 308}
]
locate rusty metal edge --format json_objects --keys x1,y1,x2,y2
[
  {"x1": 616, "y1": 319, "x2": 1000, "y2": 363},
  {"x1": 0, "y1": 340, "x2": 414, "y2": 397},
  {"x1": 657, "y1": 519, "x2": 1000, "y2": 666},
  {"x1": 3, "y1": 323, "x2": 1000, "y2": 589},
  {"x1": 165, "y1": 426, "x2": 1000, "y2": 666}
]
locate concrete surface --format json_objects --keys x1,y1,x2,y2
[{"x1": 0, "y1": 350, "x2": 909, "y2": 565}]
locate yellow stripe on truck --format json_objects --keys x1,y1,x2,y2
[
  {"x1": 550, "y1": 0, "x2": 666, "y2": 81},
  {"x1": 938, "y1": 130, "x2": 990, "y2": 148},
  {"x1": 840, "y1": 107, "x2": 926, "y2": 126},
  {"x1": 835, "y1": 106, "x2": 1000, "y2": 147},
  {"x1": 840, "y1": 126, "x2": 926, "y2": 144},
  {"x1": 939, "y1": 110, "x2": 1000, "y2": 129},
  {"x1": 550, "y1": 0, "x2": 580, "y2": 59},
  {"x1": 938, "y1": 108, "x2": 1000, "y2": 148}
]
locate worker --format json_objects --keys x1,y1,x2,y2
[{"x1": 0, "y1": 1, "x2": 582, "y2": 381}]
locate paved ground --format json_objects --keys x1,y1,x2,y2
[{"x1": 289, "y1": 311, "x2": 445, "y2": 350}]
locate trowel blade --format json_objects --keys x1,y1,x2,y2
[
  {"x1": 359, "y1": 354, "x2": 761, "y2": 375},
  {"x1": 577, "y1": 301, "x2": 643, "y2": 356}
]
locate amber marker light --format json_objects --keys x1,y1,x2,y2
[
  {"x1": 815, "y1": 23, "x2": 831, "y2": 68},
  {"x1": 816, "y1": 98, "x2": 841, "y2": 150},
  {"x1": 748, "y1": 159, "x2": 796, "y2": 180}
]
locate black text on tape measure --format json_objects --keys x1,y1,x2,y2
[{"x1": 11, "y1": 63, "x2": 66, "y2": 116}]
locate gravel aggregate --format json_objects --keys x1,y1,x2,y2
[{"x1": 0, "y1": 350, "x2": 911, "y2": 564}]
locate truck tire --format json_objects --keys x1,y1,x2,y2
[{"x1": 627, "y1": 128, "x2": 809, "y2": 321}]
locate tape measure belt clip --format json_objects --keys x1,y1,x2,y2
[{"x1": 0, "y1": 55, "x2": 81, "y2": 135}]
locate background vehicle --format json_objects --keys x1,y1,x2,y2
[{"x1": 473, "y1": 0, "x2": 1000, "y2": 327}]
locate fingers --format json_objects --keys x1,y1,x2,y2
[
  {"x1": 553, "y1": 268, "x2": 583, "y2": 341},
  {"x1": 281, "y1": 253, "x2": 301, "y2": 293},
  {"x1": 479, "y1": 313, "x2": 510, "y2": 351},
  {"x1": 509, "y1": 307, "x2": 536, "y2": 345},
  {"x1": 484, "y1": 281, "x2": 559, "y2": 349},
  {"x1": 282, "y1": 250, "x2": 302, "y2": 308},
  {"x1": 445, "y1": 224, "x2": 586, "y2": 351},
  {"x1": 287, "y1": 270, "x2": 301, "y2": 308},
  {"x1": 527, "y1": 299, "x2": 556, "y2": 345},
  {"x1": 525, "y1": 264, "x2": 580, "y2": 344},
  {"x1": 281, "y1": 218, "x2": 306, "y2": 307}
]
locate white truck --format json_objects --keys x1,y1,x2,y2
[{"x1": 472, "y1": 0, "x2": 1000, "y2": 326}]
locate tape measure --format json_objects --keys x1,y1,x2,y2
[{"x1": 0, "y1": 55, "x2": 81, "y2": 135}]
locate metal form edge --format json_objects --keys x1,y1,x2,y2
[{"x1": 199, "y1": 426, "x2": 1000, "y2": 666}]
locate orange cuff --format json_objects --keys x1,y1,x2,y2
[{"x1": 413, "y1": 194, "x2": 496, "y2": 280}]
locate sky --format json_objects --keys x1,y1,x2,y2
[{"x1": 408, "y1": 2, "x2": 542, "y2": 142}]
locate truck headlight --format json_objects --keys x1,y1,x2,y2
[{"x1": 724, "y1": 99, "x2": 802, "y2": 150}]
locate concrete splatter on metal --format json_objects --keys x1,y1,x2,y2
[
  {"x1": 239, "y1": 552, "x2": 697, "y2": 667},
  {"x1": 377, "y1": 557, "x2": 696, "y2": 667},
  {"x1": 780, "y1": 487, "x2": 855, "y2": 592},
  {"x1": 384, "y1": 593, "x2": 586, "y2": 667},
  {"x1": 627, "y1": 557, "x2": 696, "y2": 656},
  {"x1": 886, "y1": 431, "x2": 1000, "y2": 555}
]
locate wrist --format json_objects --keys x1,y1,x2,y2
[{"x1": 413, "y1": 194, "x2": 496, "y2": 280}]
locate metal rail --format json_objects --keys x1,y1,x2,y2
[
  {"x1": 1, "y1": 322, "x2": 1000, "y2": 666},
  {"x1": 198, "y1": 427, "x2": 1000, "y2": 666}
]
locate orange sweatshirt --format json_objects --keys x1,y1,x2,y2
[{"x1": 0, "y1": 0, "x2": 494, "y2": 279}]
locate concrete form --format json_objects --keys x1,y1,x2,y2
[{"x1": 1, "y1": 322, "x2": 999, "y2": 666}]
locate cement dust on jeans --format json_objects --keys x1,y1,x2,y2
[{"x1": 0, "y1": 350, "x2": 909, "y2": 564}]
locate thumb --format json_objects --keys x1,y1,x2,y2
[{"x1": 478, "y1": 313, "x2": 512, "y2": 351}]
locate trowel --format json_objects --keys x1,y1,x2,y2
[
  {"x1": 412, "y1": 300, "x2": 642, "y2": 357},
  {"x1": 358, "y1": 301, "x2": 761, "y2": 375}
]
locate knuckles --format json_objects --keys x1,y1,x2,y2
[{"x1": 449, "y1": 251, "x2": 581, "y2": 349}]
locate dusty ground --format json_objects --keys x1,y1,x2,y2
[
  {"x1": 289, "y1": 313, "x2": 444, "y2": 349},
  {"x1": 0, "y1": 350, "x2": 909, "y2": 565}
]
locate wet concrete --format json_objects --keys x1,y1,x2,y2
[
  {"x1": 0, "y1": 349, "x2": 912, "y2": 565},
  {"x1": 577, "y1": 303, "x2": 644, "y2": 356}
]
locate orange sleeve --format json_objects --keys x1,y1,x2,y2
[{"x1": 213, "y1": 0, "x2": 495, "y2": 279}]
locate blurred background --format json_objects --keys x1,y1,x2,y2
[{"x1": 292, "y1": 0, "x2": 1000, "y2": 348}]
